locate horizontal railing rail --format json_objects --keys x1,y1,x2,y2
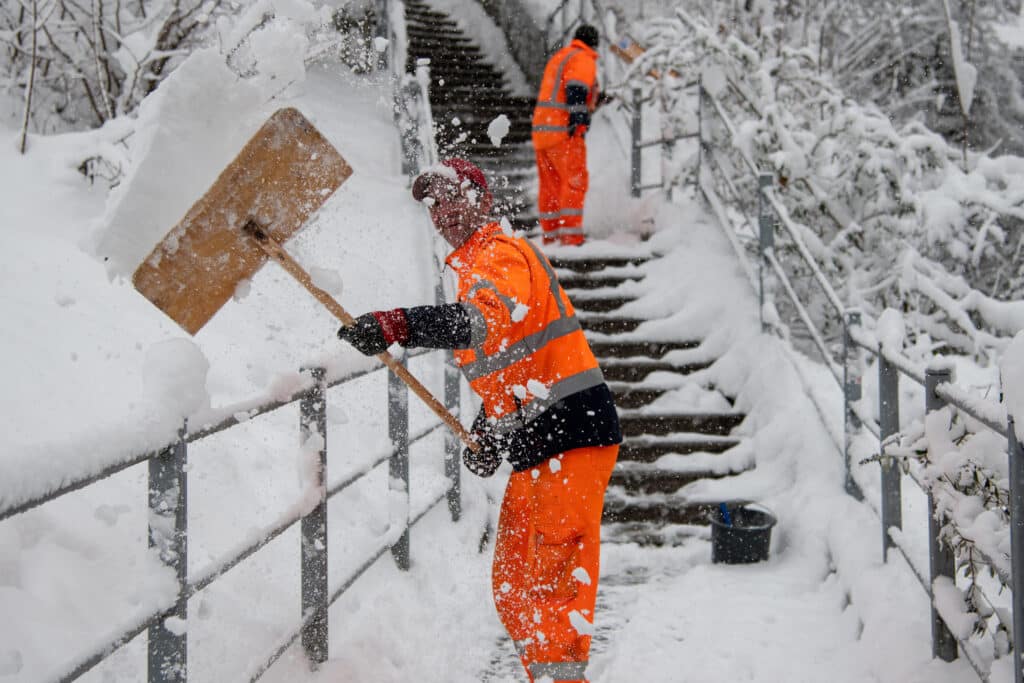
[{"x1": 11, "y1": 346, "x2": 461, "y2": 683}]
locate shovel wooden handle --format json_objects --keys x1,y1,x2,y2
[{"x1": 241, "y1": 221, "x2": 479, "y2": 453}]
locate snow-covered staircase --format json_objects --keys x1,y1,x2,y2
[
  {"x1": 549, "y1": 252, "x2": 751, "y2": 546},
  {"x1": 404, "y1": 0, "x2": 538, "y2": 231}
]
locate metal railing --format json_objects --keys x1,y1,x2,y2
[
  {"x1": 622, "y1": 42, "x2": 1023, "y2": 681},
  {"x1": 2, "y1": 345, "x2": 462, "y2": 682},
  {"x1": 0, "y1": 6, "x2": 464, "y2": 682}
]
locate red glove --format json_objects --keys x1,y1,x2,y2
[{"x1": 337, "y1": 309, "x2": 409, "y2": 355}]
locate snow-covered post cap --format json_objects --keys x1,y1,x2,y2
[{"x1": 1001, "y1": 331, "x2": 1024, "y2": 426}]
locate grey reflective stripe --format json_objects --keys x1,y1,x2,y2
[
  {"x1": 542, "y1": 48, "x2": 582, "y2": 106},
  {"x1": 568, "y1": 104, "x2": 588, "y2": 113},
  {"x1": 539, "y1": 211, "x2": 562, "y2": 220},
  {"x1": 535, "y1": 102, "x2": 569, "y2": 110},
  {"x1": 559, "y1": 208, "x2": 583, "y2": 217},
  {"x1": 461, "y1": 303, "x2": 488, "y2": 348},
  {"x1": 528, "y1": 660, "x2": 589, "y2": 681},
  {"x1": 460, "y1": 314, "x2": 583, "y2": 381},
  {"x1": 491, "y1": 367, "x2": 605, "y2": 433},
  {"x1": 465, "y1": 279, "x2": 516, "y2": 314},
  {"x1": 533, "y1": 125, "x2": 569, "y2": 133},
  {"x1": 522, "y1": 238, "x2": 569, "y2": 319},
  {"x1": 546, "y1": 226, "x2": 585, "y2": 237}
]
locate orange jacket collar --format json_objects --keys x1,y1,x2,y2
[
  {"x1": 446, "y1": 222, "x2": 503, "y2": 269},
  {"x1": 569, "y1": 39, "x2": 599, "y2": 60}
]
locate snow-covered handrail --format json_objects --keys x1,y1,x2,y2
[
  {"x1": 762, "y1": 188, "x2": 845, "y2": 317},
  {"x1": 1, "y1": 341, "x2": 461, "y2": 682},
  {"x1": 765, "y1": 248, "x2": 842, "y2": 384}
]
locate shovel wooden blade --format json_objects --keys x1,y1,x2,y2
[{"x1": 132, "y1": 107, "x2": 353, "y2": 335}]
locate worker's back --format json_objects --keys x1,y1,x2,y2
[{"x1": 532, "y1": 39, "x2": 598, "y2": 150}]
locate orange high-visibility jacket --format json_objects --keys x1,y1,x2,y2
[
  {"x1": 532, "y1": 39, "x2": 600, "y2": 150},
  {"x1": 446, "y1": 223, "x2": 620, "y2": 471}
]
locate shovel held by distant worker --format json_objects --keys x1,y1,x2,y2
[{"x1": 131, "y1": 107, "x2": 478, "y2": 452}]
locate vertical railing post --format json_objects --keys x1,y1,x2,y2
[
  {"x1": 757, "y1": 172, "x2": 774, "y2": 333},
  {"x1": 389, "y1": 357, "x2": 410, "y2": 570},
  {"x1": 397, "y1": 76, "x2": 421, "y2": 182},
  {"x1": 696, "y1": 77, "x2": 704, "y2": 188},
  {"x1": 878, "y1": 346, "x2": 901, "y2": 560},
  {"x1": 842, "y1": 310, "x2": 863, "y2": 500},
  {"x1": 631, "y1": 86, "x2": 642, "y2": 198},
  {"x1": 925, "y1": 366, "x2": 958, "y2": 662},
  {"x1": 445, "y1": 356, "x2": 462, "y2": 522},
  {"x1": 300, "y1": 366, "x2": 328, "y2": 666},
  {"x1": 1008, "y1": 416, "x2": 1024, "y2": 683},
  {"x1": 148, "y1": 424, "x2": 188, "y2": 683},
  {"x1": 374, "y1": 0, "x2": 389, "y2": 72},
  {"x1": 434, "y1": 277, "x2": 462, "y2": 522}
]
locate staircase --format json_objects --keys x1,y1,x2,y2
[
  {"x1": 402, "y1": 2, "x2": 752, "y2": 545},
  {"x1": 404, "y1": 0, "x2": 539, "y2": 231},
  {"x1": 551, "y1": 254, "x2": 751, "y2": 546}
]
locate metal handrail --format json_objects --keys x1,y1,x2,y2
[
  {"x1": 246, "y1": 487, "x2": 449, "y2": 681},
  {"x1": 649, "y1": 36, "x2": 1019, "y2": 678},
  {"x1": 0, "y1": 349, "x2": 435, "y2": 523}
]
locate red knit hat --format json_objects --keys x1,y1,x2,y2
[{"x1": 412, "y1": 157, "x2": 489, "y2": 201}]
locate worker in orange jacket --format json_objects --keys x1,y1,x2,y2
[
  {"x1": 338, "y1": 158, "x2": 621, "y2": 682},
  {"x1": 532, "y1": 25, "x2": 601, "y2": 246}
]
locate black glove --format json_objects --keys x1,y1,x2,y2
[
  {"x1": 568, "y1": 110, "x2": 591, "y2": 138},
  {"x1": 462, "y1": 407, "x2": 504, "y2": 477},
  {"x1": 337, "y1": 309, "x2": 409, "y2": 356}
]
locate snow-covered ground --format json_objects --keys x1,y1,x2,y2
[{"x1": 0, "y1": 5, "x2": 1013, "y2": 683}]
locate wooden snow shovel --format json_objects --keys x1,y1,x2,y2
[{"x1": 132, "y1": 107, "x2": 478, "y2": 452}]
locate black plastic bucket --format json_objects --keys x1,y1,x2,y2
[{"x1": 709, "y1": 503, "x2": 777, "y2": 564}]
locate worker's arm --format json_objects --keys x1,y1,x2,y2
[
  {"x1": 565, "y1": 83, "x2": 591, "y2": 136},
  {"x1": 338, "y1": 243, "x2": 530, "y2": 356},
  {"x1": 336, "y1": 303, "x2": 475, "y2": 355}
]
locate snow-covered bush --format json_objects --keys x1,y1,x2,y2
[
  {"x1": 616, "y1": 6, "x2": 1024, "y2": 364},
  {"x1": 1, "y1": 0, "x2": 367, "y2": 162}
]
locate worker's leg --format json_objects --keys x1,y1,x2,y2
[
  {"x1": 492, "y1": 444, "x2": 619, "y2": 682},
  {"x1": 548, "y1": 136, "x2": 588, "y2": 246},
  {"x1": 492, "y1": 470, "x2": 536, "y2": 652},
  {"x1": 535, "y1": 146, "x2": 562, "y2": 244}
]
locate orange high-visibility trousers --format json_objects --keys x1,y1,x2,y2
[
  {"x1": 491, "y1": 444, "x2": 618, "y2": 682},
  {"x1": 536, "y1": 135, "x2": 588, "y2": 246}
]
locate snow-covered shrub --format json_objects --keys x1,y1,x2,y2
[{"x1": 616, "y1": 7, "x2": 1024, "y2": 363}]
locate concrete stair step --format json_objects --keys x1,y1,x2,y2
[
  {"x1": 609, "y1": 466, "x2": 743, "y2": 494},
  {"x1": 589, "y1": 340, "x2": 700, "y2": 358},
  {"x1": 561, "y1": 274, "x2": 643, "y2": 290},
  {"x1": 406, "y1": 28, "x2": 474, "y2": 43},
  {"x1": 618, "y1": 412, "x2": 744, "y2": 437},
  {"x1": 578, "y1": 316, "x2": 646, "y2": 335},
  {"x1": 570, "y1": 296, "x2": 634, "y2": 314},
  {"x1": 406, "y1": 43, "x2": 483, "y2": 58},
  {"x1": 602, "y1": 498, "x2": 715, "y2": 525},
  {"x1": 601, "y1": 522, "x2": 707, "y2": 546},
  {"x1": 599, "y1": 359, "x2": 711, "y2": 382},
  {"x1": 549, "y1": 256, "x2": 650, "y2": 273},
  {"x1": 608, "y1": 385, "x2": 668, "y2": 409},
  {"x1": 405, "y1": 14, "x2": 459, "y2": 29},
  {"x1": 619, "y1": 434, "x2": 741, "y2": 461}
]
